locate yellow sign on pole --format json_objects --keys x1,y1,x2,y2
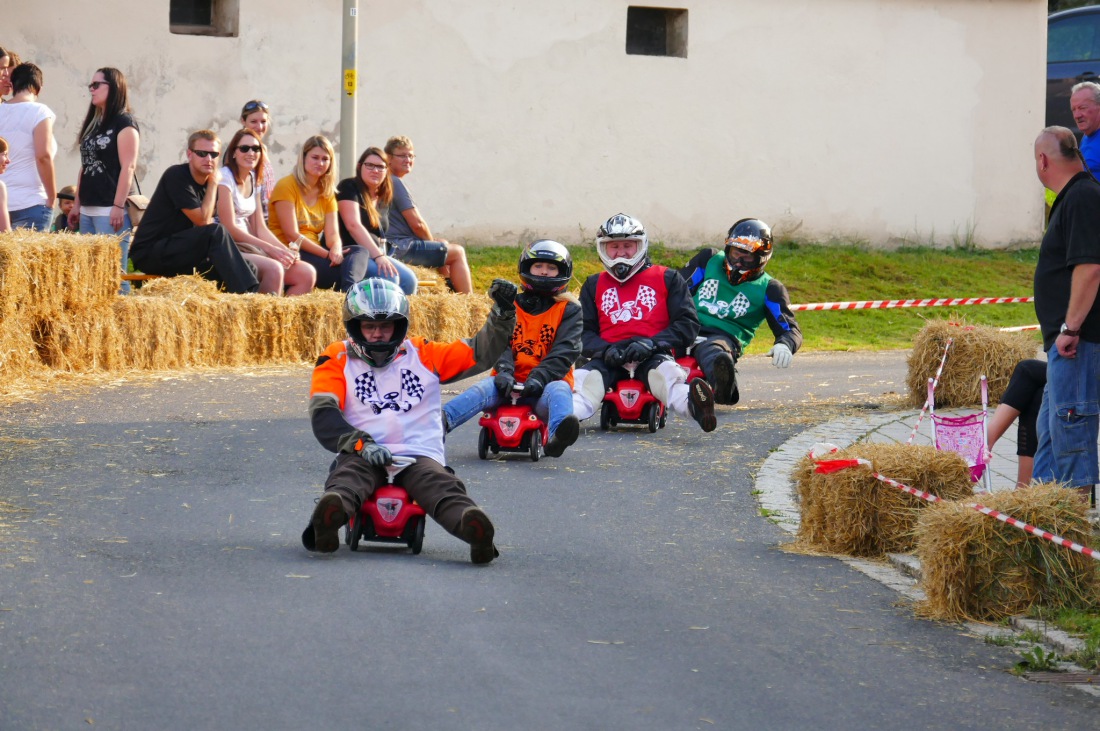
[{"x1": 343, "y1": 69, "x2": 356, "y2": 96}]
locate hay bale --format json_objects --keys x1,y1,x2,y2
[
  {"x1": 408, "y1": 292, "x2": 493, "y2": 341},
  {"x1": 794, "y1": 443, "x2": 974, "y2": 556},
  {"x1": 0, "y1": 230, "x2": 119, "y2": 316},
  {"x1": 916, "y1": 483, "x2": 1100, "y2": 622},
  {"x1": 906, "y1": 320, "x2": 1038, "y2": 407}
]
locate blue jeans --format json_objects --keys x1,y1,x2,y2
[
  {"x1": 1033, "y1": 341, "x2": 1100, "y2": 489},
  {"x1": 81, "y1": 212, "x2": 134, "y2": 295},
  {"x1": 365, "y1": 256, "x2": 418, "y2": 295},
  {"x1": 389, "y1": 237, "x2": 448, "y2": 268},
  {"x1": 10, "y1": 204, "x2": 52, "y2": 231},
  {"x1": 444, "y1": 377, "x2": 574, "y2": 437}
]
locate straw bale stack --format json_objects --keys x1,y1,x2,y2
[
  {"x1": 0, "y1": 230, "x2": 118, "y2": 315},
  {"x1": 916, "y1": 483, "x2": 1100, "y2": 622},
  {"x1": 906, "y1": 320, "x2": 1038, "y2": 407},
  {"x1": 794, "y1": 443, "x2": 974, "y2": 556},
  {"x1": 0, "y1": 228, "x2": 494, "y2": 392}
]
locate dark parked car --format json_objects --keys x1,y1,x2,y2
[{"x1": 1048, "y1": 5, "x2": 1100, "y2": 131}]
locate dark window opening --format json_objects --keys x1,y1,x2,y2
[
  {"x1": 626, "y1": 6, "x2": 688, "y2": 58},
  {"x1": 170, "y1": 0, "x2": 239, "y2": 38},
  {"x1": 170, "y1": 1, "x2": 212, "y2": 26}
]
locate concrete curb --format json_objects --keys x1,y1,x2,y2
[{"x1": 756, "y1": 410, "x2": 1100, "y2": 697}]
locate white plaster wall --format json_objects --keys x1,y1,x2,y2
[{"x1": 7, "y1": 0, "x2": 1046, "y2": 247}]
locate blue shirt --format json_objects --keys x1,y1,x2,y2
[{"x1": 1081, "y1": 130, "x2": 1100, "y2": 175}]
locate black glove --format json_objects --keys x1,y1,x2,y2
[
  {"x1": 488, "y1": 279, "x2": 518, "y2": 312},
  {"x1": 357, "y1": 439, "x2": 393, "y2": 467},
  {"x1": 624, "y1": 337, "x2": 656, "y2": 364},
  {"x1": 494, "y1": 371, "x2": 516, "y2": 399},
  {"x1": 520, "y1": 375, "x2": 545, "y2": 400},
  {"x1": 604, "y1": 341, "x2": 630, "y2": 369}
]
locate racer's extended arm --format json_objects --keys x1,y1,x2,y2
[
  {"x1": 307, "y1": 343, "x2": 374, "y2": 454},
  {"x1": 679, "y1": 248, "x2": 720, "y2": 295},
  {"x1": 527, "y1": 300, "x2": 582, "y2": 384},
  {"x1": 763, "y1": 278, "x2": 802, "y2": 354},
  {"x1": 420, "y1": 300, "x2": 518, "y2": 384}
]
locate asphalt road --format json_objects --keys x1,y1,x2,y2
[{"x1": 2, "y1": 352, "x2": 1098, "y2": 730}]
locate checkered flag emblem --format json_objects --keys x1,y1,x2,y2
[
  {"x1": 401, "y1": 369, "x2": 425, "y2": 401},
  {"x1": 600, "y1": 287, "x2": 621, "y2": 315},
  {"x1": 539, "y1": 324, "x2": 555, "y2": 348},
  {"x1": 698, "y1": 279, "x2": 719, "y2": 302},
  {"x1": 636, "y1": 285, "x2": 657, "y2": 311},
  {"x1": 730, "y1": 292, "x2": 751, "y2": 318},
  {"x1": 354, "y1": 370, "x2": 379, "y2": 405}
]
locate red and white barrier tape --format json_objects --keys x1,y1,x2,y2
[
  {"x1": 812, "y1": 454, "x2": 1100, "y2": 562},
  {"x1": 999, "y1": 324, "x2": 1041, "y2": 332},
  {"x1": 905, "y1": 339, "x2": 952, "y2": 446},
  {"x1": 791, "y1": 296, "x2": 1033, "y2": 312}
]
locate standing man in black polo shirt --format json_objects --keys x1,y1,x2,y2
[
  {"x1": 129, "y1": 129, "x2": 258, "y2": 293},
  {"x1": 1031, "y1": 126, "x2": 1100, "y2": 504}
]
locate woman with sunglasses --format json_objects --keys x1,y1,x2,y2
[
  {"x1": 336, "y1": 146, "x2": 417, "y2": 295},
  {"x1": 239, "y1": 100, "x2": 275, "y2": 219},
  {"x1": 216, "y1": 128, "x2": 316, "y2": 295},
  {"x1": 269, "y1": 135, "x2": 354, "y2": 290},
  {"x1": 69, "y1": 67, "x2": 139, "y2": 293}
]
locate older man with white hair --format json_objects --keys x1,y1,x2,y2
[{"x1": 1070, "y1": 81, "x2": 1100, "y2": 174}]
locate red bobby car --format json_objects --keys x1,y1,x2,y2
[
  {"x1": 345, "y1": 456, "x2": 427, "y2": 554},
  {"x1": 599, "y1": 356, "x2": 704, "y2": 433},
  {"x1": 477, "y1": 384, "x2": 548, "y2": 462}
]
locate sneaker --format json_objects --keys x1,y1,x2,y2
[
  {"x1": 459, "y1": 506, "x2": 498, "y2": 565},
  {"x1": 307, "y1": 492, "x2": 348, "y2": 553},
  {"x1": 687, "y1": 378, "x2": 717, "y2": 433},
  {"x1": 545, "y1": 415, "x2": 580, "y2": 458},
  {"x1": 711, "y1": 354, "x2": 739, "y2": 406}
]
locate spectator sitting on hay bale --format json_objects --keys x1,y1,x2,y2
[
  {"x1": 129, "y1": 129, "x2": 259, "y2": 294},
  {"x1": 269, "y1": 135, "x2": 370, "y2": 293},
  {"x1": 384, "y1": 135, "x2": 473, "y2": 294},
  {"x1": 215, "y1": 128, "x2": 316, "y2": 296}
]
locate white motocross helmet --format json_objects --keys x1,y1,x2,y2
[{"x1": 596, "y1": 213, "x2": 649, "y2": 282}]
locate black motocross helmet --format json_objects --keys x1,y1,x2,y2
[
  {"x1": 724, "y1": 218, "x2": 773, "y2": 285},
  {"x1": 518, "y1": 239, "x2": 573, "y2": 295},
  {"x1": 342, "y1": 278, "x2": 410, "y2": 366}
]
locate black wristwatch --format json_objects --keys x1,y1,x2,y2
[{"x1": 1060, "y1": 323, "x2": 1080, "y2": 337}]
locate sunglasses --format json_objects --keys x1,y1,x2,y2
[
  {"x1": 190, "y1": 149, "x2": 219, "y2": 159},
  {"x1": 236, "y1": 144, "x2": 263, "y2": 154},
  {"x1": 242, "y1": 100, "x2": 269, "y2": 113},
  {"x1": 88, "y1": 81, "x2": 110, "y2": 91}
]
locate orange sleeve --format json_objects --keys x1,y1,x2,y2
[
  {"x1": 413, "y1": 337, "x2": 477, "y2": 382},
  {"x1": 310, "y1": 341, "x2": 348, "y2": 408}
]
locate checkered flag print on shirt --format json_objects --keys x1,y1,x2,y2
[
  {"x1": 354, "y1": 370, "x2": 379, "y2": 405},
  {"x1": 401, "y1": 369, "x2": 425, "y2": 400}
]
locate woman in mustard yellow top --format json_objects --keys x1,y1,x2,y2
[{"x1": 269, "y1": 135, "x2": 350, "y2": 290}]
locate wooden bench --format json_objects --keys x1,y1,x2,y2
[{"x1": 121, "y1": 272, "x2": 162, "y2": 282}]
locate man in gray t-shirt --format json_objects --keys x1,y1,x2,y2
[{"x1": 384, "y1": 135, "x2": 473, "y2": 293}]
